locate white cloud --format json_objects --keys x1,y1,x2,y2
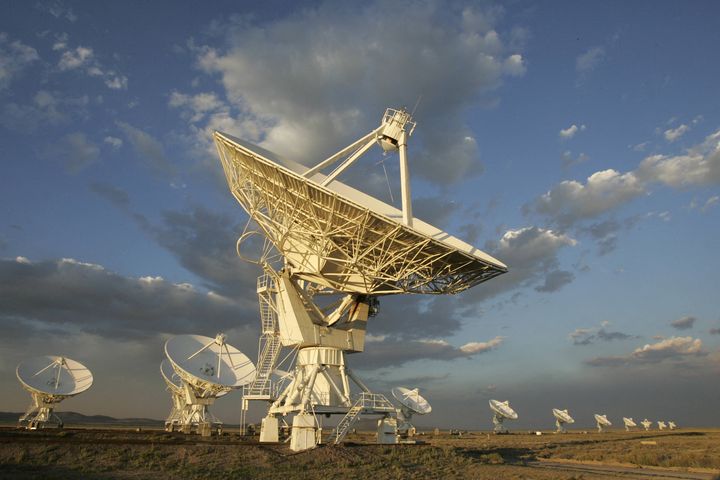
[
  {"x1": 586, "y1": 336, "x2": 705, "y2": 367},
  {"x1": 184, "y1": 1, "x2": 526, "y2": 185},
  {"x1": 56, "y1": 132, "x2": 100, "y2": 172},
  {"x1": 104, "y1": 136, "x2": 123, "y2": 148},
  {"x1": 532, "y1": 169, "x2": 645, "y2": 227},
  {"x1": 58, "y1": 45, "x2": 93, "y2": 70},
  {"x1": 576, "y1": 46, "x2": 605, "y2": 72},
  {"x1": 663, "y1": 124, "x2": 689, "y2": 142},
  {"x1": 0, "y1": 33, "x2": 40, "y2": 91},
  {"x1": 459, "y1": 336, "x2": 504, "y2": 353},
  {"x1": 559, "y1": 123, "x2": 586, "y2": 139}
]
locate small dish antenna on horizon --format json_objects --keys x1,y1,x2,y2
[
  {"x1": 489, "y1": 399, "x2": 518, "y2": 434},
  {"x1": 164, "y1": 333, "x2": 256, "y2": 436},
  {"x1": 657, "y1": 420, "x2": 667, "y2": 430},
  {"x1": 594, "y1": 414, "x2": 612, "y2": 433},
  {"x1": 552, "y1": 408, "x2": 574, "y2": 434},
  {"x1": 622, "y1": 417, "x2": 637, "y2": 431},
  {"x1": 641, "y1": 418, "x2": 652, "y2": 430},
  {"x1": 16, "y1": 355, "x2": 93, "y2": 430},
  {"x1": 392, "y1": 387, "x2": 432, "y2": 438},
  {"x1": 668, "y1": 421, "x2": 677, "y2": 430}
]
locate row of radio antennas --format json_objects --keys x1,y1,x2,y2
[{"x1": 490, "y1": 402, "x2": 679, "y2": 434}]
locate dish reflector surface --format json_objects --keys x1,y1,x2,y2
[
  {"x1": 165, "y1": 334, "x2": 255, "y2": 389},
  {"x1": 392, "y1": 387, "x2": 432, "y2": 415},
  {"x1": 16, "y1": 356, "x2": 93, "y2": 397},
  {"x1": 214, "y1": 132, "x2": 507, "y2": 295},
  {"x1": 552, "y1": 408, "x2": 574, "y2": 423},
  {"x1": 594, "y1": 414, "x2": 612, "y2": 426},
  {"x1": 623, "y1": 417, "x2": 636, "y2": 427},
  {"x1": 489, "y1": 399, "x2": 518, "y2": 420},
  {"x1": 160, "y1": 359, "x2": 183, "y2": 393}
]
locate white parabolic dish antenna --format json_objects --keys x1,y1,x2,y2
[
  {"x1": 165, "y1": 334, "x2": 255, "y2": 391},
  {"x1": 552, "y1": 408, "x2": 574, "y2": 433},
  {"x1": 392, "y1": 387, "x2": 432, "y2": 415},
  {"x1": 623, "y1": 417, "x2": 637, "y2": 431},
  {"x1": 594, "y1": 413, "x2": 612, "y2": 432},
  {"x1": 16, "y1": 356, "x2": 93, "y2": 429},
  {"x1": 215, "y1": 108, "x2": 509, "y2": 451},
  {"x1": 490, "y1": 399, "x2": 517, "y2": 433}
]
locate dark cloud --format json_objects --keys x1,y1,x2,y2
[
  {"x1": 0, "y1": 256, "x2": 255, "y2": 340},
  {"x1": 670, "y1": 315, "x2": 696, "y2": 330},
  {"x1": 136, "y1": 206, "x2": 260, "y2": 299},
  {"x1": 710, "y1": 327, "x2": 720, "y2": 335},
  {"x1": 569, "y1": 321, "x2": 635, "y2": 346},
  {"x1": 88, "y1": 182, "x2": 130, "y2": 208},
  {"x1": 117, "y1": 121, "x2": 177, "y2": 178},
  {"x1": 534, "y1": 269, "x2": 574, "y2": 292},
  {"x1": 369, "y1": 295, "x2": 464, "y2": 340}
]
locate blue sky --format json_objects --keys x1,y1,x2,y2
[{"x1": 1, "y1": 0, "x2": 719, "y2": 429}]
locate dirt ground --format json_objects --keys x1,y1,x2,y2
[{"x1": 1, "y1": 426, "x2": 719, "y2": 479}]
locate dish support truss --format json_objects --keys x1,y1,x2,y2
[
  {"x1": 18, "y1": 393, "x2": 65, "y2": 430},
  {"x1": 492, "y1": 413, "x2": 510, "y2": 434},
  {"x1": 163, "y1": 372, "x2": 224, "y2": 436},
  {"x1": 555, "y1": 418, "x2": 568, "y2": 434}
]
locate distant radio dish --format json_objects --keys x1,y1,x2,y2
[
  {"x1": 163, "y1": 333, "x2": 256, "y2": 436},
  {"x1": 657, "y1": 420, "x2": 667, "y2": 430},
  {"x1": 489, "y1": 399, "x2": 518, "y2": 434},
  {"x1": 594, "y1": 414, "x2": 612, "y2": 433},
  {"x1": 641, "y1": 418, "x2": 652, "y2": 431},
  {"x1": 16, "y1": 356, "x2": 93, "y2": 430},
  {"x1": 668, "y1": 421, "x2": 677, "y2": 430},
  {"x1": 622, "y1": 417, "x2": 637, "y2": 431},
  {"x1": 392, "y1": 387, "x2": 432, "y2": 437},
  {"x1": 552, "y1": 408, "x2": 574, "y2": 433}
]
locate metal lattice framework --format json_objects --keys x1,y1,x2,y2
[{"x1": 215, "y1": 132, "x2": 506, "y2": 296}]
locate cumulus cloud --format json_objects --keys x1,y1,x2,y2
[
  {"x1": 585, "y1": 336, "x2": 704, "y2": 367},
  {"x1": 178, "y1": 1, "x2": 526, "y2": 186},
  {"x1": 356, "y1": 335, "x2": 504, "y2": 369},
  {"x1": 104, "y1": 136, "x2": 123, "y2": 148},
  {"x1": 0, "y1": 33, "x2": 39, "y2": 91},
  {"x1": 0, "y1": 256, "x2": 253, "y2": 340},
  {"x1": 559, "y1": 124, "x2": 586, "y2": 140},
  {"x1": 576, "y1": 46, "x2": 605, "y2": 72},
  {"x1": 0, "y1": 90, "x2": 90, "y2": 132},
  {"x1": 529, "y1": 169, "x2": 645, "y2": 228},
  {"x1": 561, "y1": 150, "x2": 589, "y2": 168},
  {"x1": 117, "y1": 121, "x2": 177, "y2": 178},
  {"x1": 670, "y1": 315, "x2": 696, "y2": 330},
  {"x1": 54, "y1": 39, "x2": 127, "y2": 90},
  {"x1": 664, "y1": 124, "x2": 689, "y2": 142}
]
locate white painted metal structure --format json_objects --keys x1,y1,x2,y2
[
  {"x1": 16, "y1": 356, "x2": 93, "y2": 430},
  {"x1": 594, "y1": 414, "x2": 612, "y2": 433},
  {"x1": 623, "y1": 417, "x2": 637, "y2": 431},
  {"x1": 641, "y1": 418, "x2": 652, "y2": 431},
  {"x1": 552, "y1": 408, "x2": 574, "y2": 433},
  {"x1": 489, "y1": 399, "x2": 518, "y2": 434},
  {"x1": 392, "y1": 387, "x2": 432, "y2": 437},
  {"x1": 668, "y1": 421, "x2": 677, "y2": 430},
  {"x1": 657, "y1": 420, "x2": 667, "y2": 430},
  {"x1": 215, "y1": 108, "x2": 507, "y2": 451},
  {"x1": 164, "y1": 333, "x2": 255, "y2": 436}
]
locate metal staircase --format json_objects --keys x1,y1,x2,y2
[
  {"x1": 328, "y1": 393, "x2": 396, "y2": 445},
  {"x1": 245, "y1": 274, "x2": 282, "y2": 398}
]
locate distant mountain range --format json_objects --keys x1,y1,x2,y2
[{"x1": 0, "y1": 411, "x2": 163, "y2": 426}]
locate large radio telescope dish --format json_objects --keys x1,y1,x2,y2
[
  {"x1": 641, "y1": 418, "x2": 652, "y2": 430},
  {"x1": 489, "y1": 399, "x2": 517, "y2": 434},
  {"x1": 392, "y1": 386, "x2": 431, "y2": 437},
  {"x1": 16, "y1": 355, "x2": 93, "y2": 429},
  {"x1": 214, "y1": 129, "x2": 506, "y2": 296},
  {"x1": 216, "y1": 108, "x2": 509, "y2": 451},
  {"x1": 552, "y1": 408, "x2": 574, "y2": 433},
  {"x1": 594, "y1": 414, "x2": 612, "y2": 432},
  {"x1": 623, "y1": 417, "x2": 637, "y2": 431},
  {"x1": 163, "y1": 334, "x2": 256, "y2": 436}
]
